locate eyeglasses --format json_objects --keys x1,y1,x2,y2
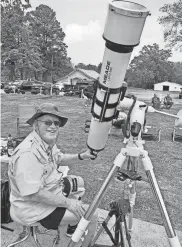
[{"x1": 37, "y1": 120, "x2": 60, "y2": 127}]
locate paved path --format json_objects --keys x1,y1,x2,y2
[{"x1": 2, "y1": 208, "x2": 182, "y2": 247}]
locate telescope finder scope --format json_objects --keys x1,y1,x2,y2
[{"x1": 87, "y1": 0, "x2": 150, "y2": 152}]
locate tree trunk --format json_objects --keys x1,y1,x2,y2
[
  {"x1": 34, "y1": 71, "x2": 37, "y2": 80},
  {"x1": 9, "y1": 63, "x2": 15, "y2": 82},
  {"x1": 20, "y1": 70, "x2": 23, "y2": 80}
]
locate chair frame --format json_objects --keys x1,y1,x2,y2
[
  {"x1": 142, "y1": 126, "x2": 161, "y2": 142},
  {"x1": 6, "y1": 224, "x2": 61, "y2": 247},
  {"x1": 172, "y1": 126, "x2": 182, "y2": 142},
  {"x1": 16, "y1": 105, "x2": 35, "y2": 137}
]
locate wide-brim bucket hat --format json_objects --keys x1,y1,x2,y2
[{"x1": 27, "y1": 103, "x2": 68, "y2": 127}]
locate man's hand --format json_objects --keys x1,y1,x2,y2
[
  {"x1": 67, "y1": 199, "x2": 85, "y2": 219},
  {"x1": 79, "y1": 149, "x2": 97, "y2": 160}
]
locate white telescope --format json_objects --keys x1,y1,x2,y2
[
  {"x1": 117, "y1": 97, "x2": 182, "y2": 140},
  {"x1": 87, "y1": 0, "x2": 150, "y2": 152}
]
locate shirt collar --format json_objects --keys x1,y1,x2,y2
[{"x1": 31, "y1": 130, "x2": 55, "y2": 153}]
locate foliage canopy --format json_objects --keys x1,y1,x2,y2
[
  {"x1": 158, "y1": 0, "x2": 182, "y2": 50},
  {"x1": 1, "y1": 1, "x2": 73, "y2": 82},
  {"x1": 126, "y1": 44, "x2": 182, "y2": 88}
]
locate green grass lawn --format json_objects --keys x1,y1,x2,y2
[{"x1": 1, "y1": 92, "x2": 182, "y2": 231}]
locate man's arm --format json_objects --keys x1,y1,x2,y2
[
  {"x1": 28, "y1": 188, "x2": 70, "y2": 207},
  {"x1": 27, "y1": 189, "x2": 85, "y2": 219},
  {"x1": 61, "y1": 153, "x2": 81, "y2": 165},
  {"x1": 55, "y1": 150, "x2": 96, "y2": 166}
]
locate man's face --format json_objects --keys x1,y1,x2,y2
[{"x1": 35, "y1": 114, "x2": 60, "y2": 146}]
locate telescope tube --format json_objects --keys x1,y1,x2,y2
[{"x1": 87, "y1": 0, "x2": 150, "y2": 152}]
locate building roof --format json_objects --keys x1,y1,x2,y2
[
  {"x1": 57, "y1": 68, "x2": 99, "y2": 81},
  {"x1": 154, "y1": 81, "x2": 182, "y2": 87},
  {"x1": 78, "y1": 69, "x2": 99, "y2": 79}
]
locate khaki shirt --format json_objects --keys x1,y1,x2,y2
[{"x1": 8, "y1": 130, "x2": 67, "y2": 225}]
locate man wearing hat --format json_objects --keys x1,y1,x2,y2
[
  {"x1": 164, "y1": 93, "x2": 173, "y2": 109},
  {"x1": 8, "y1": 103, "x2": 98, "y2": 247},
  {"x1": 151, "y1": 94, "x2": 161, "y2": 109}
]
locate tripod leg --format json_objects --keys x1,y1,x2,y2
[
  {"x1": 119, "y1": 220, "x2": 126, "y2": 247},
  {"x1": 123, "y1": 179, "x2": 135, "y2": 233},
  {"x1": 67, "y1": 152, "x2": 127, "y2": 247},
  {"x1": 124, "y1": 216, "x2": 132, "y2": 247},
  {"x1": 91, "y1": 215, "x2": 111, "y2": 246},
  {"x1": 128, "y1": 204, "x2": 134, "y2": 233},
  {"x1": 141, "y1": 151, "x2": 181, "y2": 247},
  {"x1": 125, "y1": 157, "x2": 138, "y2": 233}
]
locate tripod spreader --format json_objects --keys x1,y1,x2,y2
[{"x1": 116, "y1": 169, "x2": 143, "y2": 181}]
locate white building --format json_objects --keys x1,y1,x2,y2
[
  {"x1": 55, "y1": 69, "x2": 99, "y2": 87},
  {"x1": 154, "y1": 81, "x2": 182, "y2": 92}
]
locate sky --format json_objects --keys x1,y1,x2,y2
[{"x1": 30, "y1": 0, "x2": 182, "y2": 66}]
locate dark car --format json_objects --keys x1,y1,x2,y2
[
  {"x1": 179, "y1": 89, "x2": 182, "y2": 99},
  {"x1": 19, "y1": 81, "x2": 34, "y2": 92},
  {"x1": 1, "y1": 82, "x2": 5, "y2": 89},
  {"x1": 31, "y1": 84, "x2": 44, "y2": 94},
  {"x1": 4, "y1": 84, "x2": 25, "y2": 94},
  {"x1": 62, "y1": 85, "x2": 82, "y2": 97},
  {"x1": 31, "y1": 83, "x2": 60, "y2": 95}
]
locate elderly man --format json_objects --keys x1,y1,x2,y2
[
  {"x1": 164, "y1": 93, "x2": 173, "y2": 109},
  {"x1": 8, "y1": 103, "x2": 98, "y2": 247},
  {"x1": 151, "y1": 94, "x2": 161, "y2": 109}
]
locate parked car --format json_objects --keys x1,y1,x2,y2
[
  {"x1": 4, "y1": 84, "x2": 25, "y2": 94},
  {"x1": 19, "y1": 81, "x2": 34, "y2": 92},
  {"x1": 1, "y1": 82, "x2": 5, "y2": 89},
  {"x1": 61, "y1": 85, "x2": 82, "y2": 97},
  {"x1": 31, "y1": 84, "x2": 44, "y2": 94},
  {"x1": 179, "y1": 89, "x2": 182, "y2": 99},
  {"x1": 31, "y1": 83, "x2": 60, "y2": 95}
]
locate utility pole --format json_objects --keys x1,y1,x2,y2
[{"x1": 50, "y1": 54, "x2": 53, "y2": 96}]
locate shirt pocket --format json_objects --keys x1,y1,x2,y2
[
  {"x1": 43, "y1": 166, "x2": 63, "y2": 190},
  {"x1": 42, "y1": 164, "x2": 53, "y2": 181}
]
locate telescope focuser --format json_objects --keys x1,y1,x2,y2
[{"x1": 131, "y1": 122, "x2": 141, "y2": 137}]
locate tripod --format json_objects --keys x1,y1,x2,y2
[
  {"x1": 67, "y1": 136, "x2": 181, "y2": 247},
  {"x1": 91, "y1": 198, "x2": 132, "y2": 247}
]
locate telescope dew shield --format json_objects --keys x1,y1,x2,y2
[{"x1": 87, "y1": 0, "x2": 150, "y2": 152}]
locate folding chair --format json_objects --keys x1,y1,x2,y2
[
  {"x1": 142, "y1": 125, "x2": 161, "y2": 142},
  {"x1": 172, "y1": 109, "x2": 182, "y2": 142},
  {"x1": 109, "y1": 119, "x2": 125, "y2": 136},
  {"x1": 6, "y1": 201, "x2": 61, "y2": 247},
  {"x1": 17, "y1": 105, "x2": 35, "y2": 137}
]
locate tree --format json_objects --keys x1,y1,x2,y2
[
  {"x1": 1, "y1": 0, "x2": 31, "y2": 10},
  {"x1": 126, "y1": 44, "x2": 174, "y2": 89},
  {"x1": 1, "y1": 0, "x2": 43, "y2": 81},
  {"x1": 158, "y1": 0, "x2": 182, "y2": 50},
  {"x1": 172, "y1": 62, "x2": 182, "y2": 85},
  {"x1": 97, "y1": 63, "x2": 102, "y2": 74},
  {"x1": 75, "y1": 63, "x2": 98, "y2": 72},
  {"x1": 75, "y1": 63, "x2": 102, "y2": 74},
  {"x1": 25, "y1": 4, "x2": 73, "y2": 81}
]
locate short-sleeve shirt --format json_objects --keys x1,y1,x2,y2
[
  {"x1": 164, "y1": 96, "x2": 172, "y2": 103},
  {"x1": 8, "y1": 130, "x2": 67, "y2": 225}
]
